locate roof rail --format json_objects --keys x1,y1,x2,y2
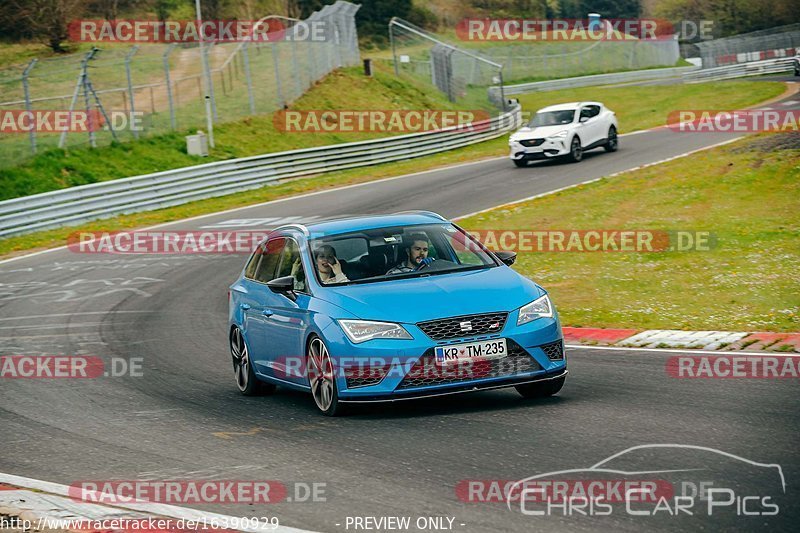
[
  {"x1": 392, "y1": 210, "x2": 447, "y2": 221},
  {"x1": 271, "y1": 223, "x2": 309, "y2": 236}
]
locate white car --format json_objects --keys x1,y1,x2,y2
[{"x1": 509, "y1": 102, "x2": 618, "y2": 167}]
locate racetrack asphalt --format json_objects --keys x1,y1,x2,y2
[{"x1": 1, "y1": 90, "x2": 798, "y2": 532}]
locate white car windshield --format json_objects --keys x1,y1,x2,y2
[{"x1": 529, "y1": 110, "x2": 576, "y2": 127}]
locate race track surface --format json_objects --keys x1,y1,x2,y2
[{"x1": 1, "y1": 93, "x2": 798, "y2": 532}]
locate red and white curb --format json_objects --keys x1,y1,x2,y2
[{"x1": 563, "y1": 328, "x2": 800, "y2": 353}]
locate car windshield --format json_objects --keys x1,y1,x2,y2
[
  {"x1": 309, "y1": 223, "x2": 497, "y2": 286},
  {"x1": 529, "y1": 110, "x2": 576, "y2": 127}
]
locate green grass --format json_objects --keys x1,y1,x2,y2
[
  {"x1": 0, "y1": 77, "x2": 790, "y2": 260},
  {"x1": 1, "y1": 76, "x2": 785, "y2": 200},
  {"x1": 0, "y1": 63, "x2": 469, "y2": 200},
  {"x1": 0, "y1": 137, "x2": 507, "y2": 257},
  {"x1": 516, "y1": 80, "x2": 787, "y2": 133},
  {"x1": 459, "y1": 135, "x2": 800, "y2": 332}
]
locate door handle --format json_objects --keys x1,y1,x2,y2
[
  {"x1": 240, "y1": 303, "x2": 251, "y2": 310},
  {"x1": 262, "y1": 309, "x2": 274, "y2": 317}
]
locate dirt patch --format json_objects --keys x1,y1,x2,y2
[{"x1": 732, "y1": 133, "x2": 800, "y2": 153}]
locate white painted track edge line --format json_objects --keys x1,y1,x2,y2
[
  {"x1": 566, "y1": 344, "x2": 800, "y2": 357},
  {"x1": 0, "y1": 473, "x2": 315, "y2": 533},
  {"x1": 453, "y1": 136, "x2": 743, "y2": 221},
  {"x1": 0, "y1": 120, "x2": 709, "y2": 267}
]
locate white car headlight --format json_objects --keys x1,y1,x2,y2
[
  {"x1": 338, "y1": 320, "x2": 413, "y2": 344},
  {"x1": 547, "y1": 130, "x2": 569, "y2": 139},
  {"x1": 517, "y1": 294, "x2": 554, "y2": 325}
]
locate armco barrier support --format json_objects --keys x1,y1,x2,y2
[{"x1": 0, "y1": 105, "x2": 521, "y2": 238}]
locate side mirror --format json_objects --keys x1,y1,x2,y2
[
  {"x1": 267, "y1": 275, "x2": 297, "y2": 301},
  {"x1": 495, "y1": 250, "x2": 517, "y2": 266},
  {"x1": 579, "y1": 116, "x2": 589, "y2": 123}
]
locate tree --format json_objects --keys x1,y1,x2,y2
[{"x1": 14, "y1": 0, "x2": 88, "y2": 53}]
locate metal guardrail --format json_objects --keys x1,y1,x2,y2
[
  {"x1": 0, "y1": 106, "x2": 521, "y2": 238},
  {"x1": 681, "y1": 57, "x2": 795, "y2": 82},
  {"x1": 494, "y1": 66, "x2": 700, "y2": 95}
]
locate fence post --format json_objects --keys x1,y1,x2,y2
[
  {"x1": 242, "y1": 41, "x2": 256, "y2": 113},
  {"x1": 291, "y1": 38, "x2": 302, "y2": 98},
  {"x1": 389, "y1": 19, "x2": 399, "y2": 75},
  {"x1": 204, "y1": 42, "x2": 218, "y2": 120},
  {"x1": 60, "y1": 49, "x2": 96, "y2": 149},
  {"x1": 163, "y1": 44, "x2": 177, "y2": 129},
  {"x1": 22, "y1": 59, "x2": 37, "y2": 154},
  {"x1": 83, "y1": 57, "x2": 96, "y2": 148},
  {"x1": 271, "y1": 42, "x2": 284, "y2": 108},
  {"x1": 125, "y1": 46, "x2": 140, "y2": 139}
]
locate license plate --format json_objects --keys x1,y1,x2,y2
[{"x1": 434, "y1": 338, "x2": 507, "y2": 366}]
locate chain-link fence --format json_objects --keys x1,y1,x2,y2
[
  {"x1": 387, "y1": 18, "x2": 679, "y2": 109},
  {"x1": 0, "y1": 0, "x2": 360, "y2": 167},
  {"x1": 476, "y1": 38, "x2": 679, "y2": 81},
  {"x1": 695, "y1": 23, "x2": 800, "y2": 68},
  {"x1": 388, "y1": 19, "x2": 506, "y2": 110}
]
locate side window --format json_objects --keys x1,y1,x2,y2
[
  {"x1": 444, "y1": 233, "x2": 484, "y2": 266},
  {"x1": 244, "y1": 245, "x2": 263, "y2": 280},
  {"x1": 580, "y1": 107, "x2": 592, "y2": 120},
  {"x1": 254, "y1": 238, "x2": 284, "y2": 283},
  {"x1": 277, "y1": 238, "x2": 307, "y2": 293},
  {"x1": 587, "y1": 105, "x2": 601, "y2": 118}
]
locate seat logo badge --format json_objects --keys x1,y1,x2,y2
[{"x1": 460, "y1": 321, "x2": 472, "y2": 331}]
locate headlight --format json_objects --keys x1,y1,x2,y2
[
  {"x1": 517, "y1": 294, "x2": 553, "y2": 325},
  {"x1": 547, "y1": 130, "x2": 569, "y2": 139},
  {"x1": 338, "y1": 320, "x2": 413, "y2": 344}
]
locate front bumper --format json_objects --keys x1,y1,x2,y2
[
  {"x1": 509, "y1": 138, "x2": 570, "y2": 160},
  {"x1": 339, "y1": 369, "x2": 568, "y2": 403},
  {"x1": 322, "y1": 315, "x2": 566, "y2": 401}
]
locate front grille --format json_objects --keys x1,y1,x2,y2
[
  {"x1": 396, "y1": 339, "x2": 542, "y2": 390},
  {"x1": 541, "y1": 340, "x2": 564, "y2": 360},
  {"x1": 519, "y1": 138, "x2": 545, "y2": 147},
  {"x1": 344, "y1": 366, "x2": 388, "y2": 389},
  {"x1": 417, "y1": 312, "x2": 508, "y2": 340}
]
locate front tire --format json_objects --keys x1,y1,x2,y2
[
  {"x1": 515, "y1": 376, "x2": 566, "y2": 398},
  {"x1": 307, "y1": 336, "x2": 346, "y2": 416},
  {"x1": 230, "y1": 327, "x2": 276, "y2": 396},
  {"x1": 604, "y1": 126, "x2": 618, "y2": 152},
  {"x1": 513, "y1": 159, "x2": 528, "y2": 168},
  {"x1": 566, "y1": 136, "x2": 582, "y2": 162}
]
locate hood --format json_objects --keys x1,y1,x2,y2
[
  {"x1": 511, "y1": 124, "x2": 570, "y2": 140},
  {"x1": 315, "y1": 266, "x2": 543, "y2": 324}
]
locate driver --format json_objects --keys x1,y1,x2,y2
[{"x1": 386, "y1": 233, "x2": 434, "y2": 275}]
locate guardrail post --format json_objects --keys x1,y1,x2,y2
[
  {"x1": 125, "y1": 46, "x2": 140, "y2": 139},
  {"x1": 22, "y1": 59, "x2": 37, "y2": 154}
]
